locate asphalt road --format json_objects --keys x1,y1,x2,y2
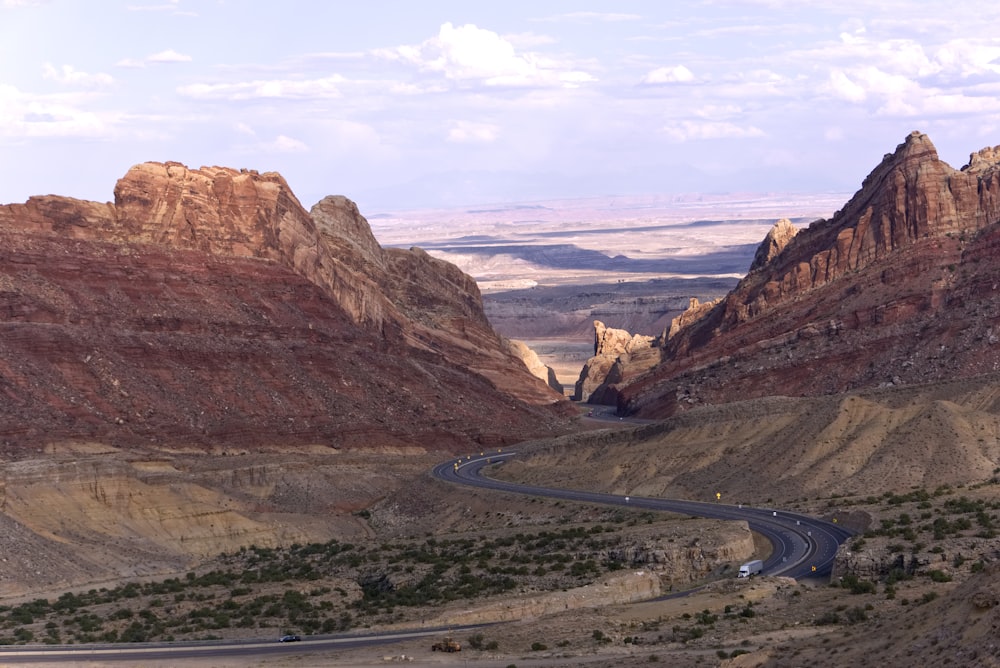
[
  {"x1": 0, "y1": 446, "x2": 852, "y2": 664},
  {"x1": 0, "y1": 625, "x2": 483, "y2": 664},
  {"x1": 432, "y1": 451, "x2": 853, "y2": 580}
]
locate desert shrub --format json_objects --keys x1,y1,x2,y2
[
  {"x1": 695, "y1": 609, "x2": 718, "y2": 625},
  {"x1": 814, "y1": 611, "x2": 840, "y2": 625},
  {"x1": 845, "y1": 606, "x2": 868, "y2": 624},
  {"x1": 840, "y1": 574, "x2": 876, "y2": 594}
]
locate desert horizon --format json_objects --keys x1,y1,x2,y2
[{"x1": 6, "y1": 2, "x2": 1000, "y2": 666}]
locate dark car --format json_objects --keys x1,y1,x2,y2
[{"x1": 279, "y1": 634, "x2": 301, "y2": 642}]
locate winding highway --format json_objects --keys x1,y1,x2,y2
[
  {"x1": 0, "y1": 446, "x2": 852, "y2": 664},
  {"x1": 432, "y1": 451, "x2": 853, "y2": 580}
]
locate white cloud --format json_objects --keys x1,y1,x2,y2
[
  {"x1": 178, "y1": 75, "x2": 344, "y2": 101},
  {"x1": 0, "y1": 83, "x2": 114, "y2": 139},
  {"x1": 379, "y1": 22, "x2": 595, "y2": 89},
  {"x1": 264, "y1": 135, "x2": 308, "y2": 152},
  {"x1": 934, "y1": 40, "x2": 1000, "y2": 77},
  {"x1": 447, "y1": 121, "x2": 499, "y2": 144},
  {"x1": 826, "y1": 69, "x2": 867, "y2": 102},
  {"x1": 116, "y1": 49, "x2": 192, "y2": 68},
  {"x1": 823, "y1": 61, "x2": 1000, "y2": 118},
  {"x1": 115, "y1": 58, "x2": 146, "y2": 69},
  {"x1": 641, "y1": 65, "x2": 694, "y2": 84},
  {"x1": 660, "y1": 120, "x2": 765, "y2": 142},
  {"x1": 148, "y1": 49, "x2": 192, "y2": 63},
  {"x1": 42, "y1": 64, "x2": 113, "y2": 88}
]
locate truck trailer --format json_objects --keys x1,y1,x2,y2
[{"x1": 737, "y1": 559, "x2": 763, "y2": 578}]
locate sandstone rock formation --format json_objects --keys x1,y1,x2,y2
[
  {"x1": 748, "y1": 217, "x2": 797, "y2": 272},
  {"x1": 573, "y1": 320, "x2": 656, "y2": 402},
  {"x1": 613, "y1": 132, "x2": 1000, "y2": 417},
  {"x1": 504, "y1": 338, "x2": 563, "y2": 393},
  {"x1": 0, "y1": 162, "x2": 572, "y2": 454}
]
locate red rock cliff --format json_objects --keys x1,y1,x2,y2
[
  {"x1": 615, "y1": 132, "x2": 1000, "y2": 417},
  {"x1": 0, "y1": 163, "x2": 570, "y2": 453}
]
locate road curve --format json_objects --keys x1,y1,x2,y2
[{"x1": 433, "y1": 451, "x2": 853, "y2": 580}]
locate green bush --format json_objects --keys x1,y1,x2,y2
[{"x1": 814, "y1": 611, "x2": 840, "y2": 625}]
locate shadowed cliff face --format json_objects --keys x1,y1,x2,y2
[
  {"x1": 613, "y1": 132, "x2": 1000, "y2": 417},
  {"x1": 0, "y1": 162, "x2": 571, "y2": 454}
]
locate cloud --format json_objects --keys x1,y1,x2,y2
[
  {"x1": 42, "y1": 64, "x2": 113, "y2": 88},
  {"x1": 660, "y1": 120, "x2": 765, "y2": 142},
  {"x1": 264, "y1": 135, "x2": 308, "y2": 152},
  {"x1": 826, "y1": 69, "x2": 867, "y2": 102},
  {"x1": 378, "y1": 22, "x2": 595, "y2": 89},
  {"x1": 0, "y1": 83, "x2": 114, "y2": 139},
  {"x1": 148, "y1": 49, "x2": 192, "y2": 63},
  {"x1": 116, "y1": 49, "x2": 192, "y2": 68},
  {"x1": 447, "y1": 121, "x2": 499, "y2": 144},
  {"x1": 822, "y1": 62, "x2": 1000, "y2": 118},
  {"x1": 641, "y1": 65, "x2": 695, "y2": 84},
  {"x1": 178, "y1": 75, "x2": 345, "y2": 101}
]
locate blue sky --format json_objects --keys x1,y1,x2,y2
[{"x1": 3, "y1": 1, "x2": 1000, "y2": 213}]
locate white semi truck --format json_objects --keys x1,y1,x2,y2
[{"x1": 737, "y1": 559, "x2": 763, "y2": 578}]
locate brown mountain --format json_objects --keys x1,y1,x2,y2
[
  {"x1": 605, "y1": 132, "x2": 1000, "y2": 418},
  {"x1": 0, "y1": 162, "x2": 571, "y2": 455}
]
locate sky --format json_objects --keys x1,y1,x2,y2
[{"x1": 2, "y1": 1, "x2": 1000, "y2": 214}]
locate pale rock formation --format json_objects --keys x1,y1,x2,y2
[
  {"x1": 574, "y1": 321, "x2": 656, "y2": 403},
  {"x1": 749, "y1": 218, "x2": 798, "y2": 272},
  {"x1": 505, "y1": 338, "x2": 563, "y2": 393}
]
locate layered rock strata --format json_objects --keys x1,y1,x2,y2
[
  {"x1": 606, "y1": 132, "x2": 1000, "y2": 417},
  {"x1": 0, "y1": 162, "x2": 571, "y2": 453}
]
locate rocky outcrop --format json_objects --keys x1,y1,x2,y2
[
  {"x1": 433, "y1": 519, "x2": 754, "y2": 626},
  {"x1": 666, "y1": 297, "x2": 721, "y2": 340},
  {"x1": 0, "y1": 162, "x2": 571, "y2": 453},
  {"x1": 749, "y1": 218, "x2": 797, "y2": 272},
  {"x1": 435, "y1": 570, "x2": 662, "y2": 626},
  {"x1": 596, "y1": 520, "x2": 755, "y2": 583},
  {"x1": 716, "y1": 131, "x2": 1000, "y2": 331},
  {"x1": 505, "y1": 338, "x2": 563, "y2": 393},
  {"x1": 574, "y1": 321, "x2": 656, "y2": 403},
  {"x1": 615, "y1": 133, "x2": 1000, "y2": 417}
]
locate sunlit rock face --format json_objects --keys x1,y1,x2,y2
[
  {"x1": 612, "y1": 132, "x2": 1000, "y2": 418},
  {"x1": 0, "y1": 162, "x2": 572, "y2": 454}
]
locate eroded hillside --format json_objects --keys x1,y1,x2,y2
[
  {"x1": 586, "y1": 133, "x2": 1000, "y2": 418},
  {"x1": 0, "y1": 162, "x2": 572, "y2": 455},
  {"x1": 500, "y1": 375, "x2": 1000, "y2": 504}
]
